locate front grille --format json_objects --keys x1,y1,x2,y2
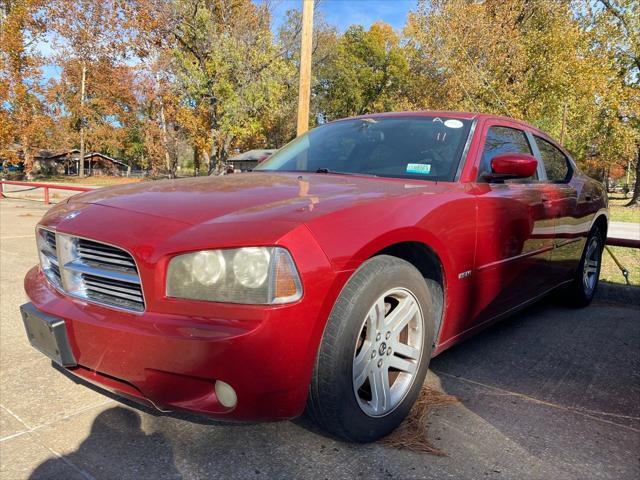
[
  {"x1": 37, "y1": 228, "x2": 145, "y2": 312},
  {"x1": 77, "y1": 239, "x2": 138, "y2": 272}
]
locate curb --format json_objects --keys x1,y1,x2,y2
[{"x1": 595, "y1": 282, "x2": 640, "y2": 307}]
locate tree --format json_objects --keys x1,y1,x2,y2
[
  {"x1": 592, "y1": 0, "x2": 640, "y2": 206},
  {"x1": 316, "y1": 22, "x2": 411, "y2": 120},
  {"x1": 0, "y1": 0, "x2": 52, "y2": 175},
  {"x1": 127, "y1": 0, "x2": 181, "y2": 176},
  {"x1": 405, "y1": 0, "x2": 639, "y2": 192},
  {"x1": 140, "y1": 0, "x2": 295, "y2": 174},
  {"x1": 48, "y1": 0, "x2": 130, "y2": 176},
  {"x1": 276, "y1": 8, "x2": 338, "y2": 141},
  {"x1": 47, "y1": 57, "x2": 140, "y2": 170}
]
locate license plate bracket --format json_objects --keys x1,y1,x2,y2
[{"x1": 20, "y1": 303, "x2": 77, "y2": 367}]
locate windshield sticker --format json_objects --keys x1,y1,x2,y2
[
  {"x1": 444, "y1": 119, "x2": 464, "y2": 129},
  {"x1": 406, "y1": 163, "x2": 431, "y2": 175}
]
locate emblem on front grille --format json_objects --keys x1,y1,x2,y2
[{"x1": 63, "y1": 211, "x2": 81, "y2": 221}]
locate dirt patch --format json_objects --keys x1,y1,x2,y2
[{"x1": 380, "y1": 385, "x2": 458, "y2": 455}]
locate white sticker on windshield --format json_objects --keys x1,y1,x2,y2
[
  {"x1": 406, "y1": 163, "x2": 431, "y2": 175},
  {"x1": 444, "y1": 119, "x2": 464, "y2": 129}
]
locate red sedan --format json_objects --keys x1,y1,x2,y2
[{"x1": 22, "y1": 112, "x2": 608, "y2": 442}]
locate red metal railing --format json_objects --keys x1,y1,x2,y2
[{"x1": 0, "y1": 180, "x2": 92, "y2": 205}]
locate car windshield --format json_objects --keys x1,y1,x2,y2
[{"x1": 255, "y1": 116, "x2": 473, "y2": 181}]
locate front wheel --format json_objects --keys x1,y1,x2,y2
[{"x1": 306, "y1": 255, "x2": 439, "y2": 442}]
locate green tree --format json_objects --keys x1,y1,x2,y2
[
  {"x1": 316, "y1": 22, "x2": 411, "y2": 120},
  {"x1": 144, "y1": 0, "x2": 295, "y2": 173},
  {"x1": 405, "y1": 0, "x2": 639, "y2": 190},
  {"x1": 589, "y1": 0, "x2": 640, "y2": 205}
]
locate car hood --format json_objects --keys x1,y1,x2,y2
[{"x1": 70, "y1": 172, "x2": 450, "y2": 226}]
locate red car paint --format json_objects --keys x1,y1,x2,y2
[{"x1": 24, "y1": 112, "x2": 607, "y2": 420}]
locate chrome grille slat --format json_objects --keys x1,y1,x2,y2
[
  {"x1": 42, "y1": 251, "x2": 59, "y2": 266},
  {"x1": 36, "y1": 228, "x2": 145, "y2": 313},
  {"x1": 44, "y1": 230, "x2": 56, "y2": 248},
  {"x1": 49, "y1": 263, "x2": 61, "y2": 283},
  {"x1": 78, "y1": 246, "x2": 134, "y2": 260},
  {"x1": 85, "y1": 285, "x2": 143, "y2": 302},
  {"x1": 84, "y1": 277, "x2": 143, "y2": 297},
  {"x1": 78, "y1": 251, "x2": 136, "y2": 268},
  {"x1": 78, "y1": 239, "x2": 128, "y2": 254},
  {"x1": 65, "y1": 260, "x2": 140, "y2": 284}
]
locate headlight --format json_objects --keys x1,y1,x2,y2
[
  {"x1": 166, "y1": 247, "x2": 302, "y2": 304},
  {"x1": 192, "y1": 250, "x2": 226, "y2": 285},
  {"x1": 232, "y1": 247, "x2": 270, "y2": 288}
]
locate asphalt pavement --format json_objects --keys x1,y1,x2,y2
[{"x1": 1, "y1": 197, "x2": 639, "y2": 480}]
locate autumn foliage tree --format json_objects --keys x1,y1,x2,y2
[
  {"x1": 402, "y1": 0, "x2": 639, "y2": 199},
  {"x1": 0, "y1": 0, "x2": 637, "y2": 203},
  {"x1": 0, "y1": 0, "x2": 52, "y2": 175},
  {"x1": 316, "y1": 22, "x2": 412, "y2": 120},
  {"x1": 47, "y1": 0, "x2": 131, "y2": 176}
]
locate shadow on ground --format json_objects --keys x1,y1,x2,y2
[{"x1": 27, "y1": 298, "x2": 640, "y2": 480}]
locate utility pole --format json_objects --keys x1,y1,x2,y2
[
  {"x1": 559, "y1": 103, "x2": 567, "y2": 147},
  {"x1": 296, "y1": 0, "x2": 314, "y2": 136}
]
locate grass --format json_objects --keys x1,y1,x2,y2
[
  {"x1": 608, "y1": 194, "x2": 640, "y2": 223},
  {"x1": 39, "y1": 176, "x2": 144, "y2": 187},
  {"x1": 601, "y1": 245, "x2": 640, "y2": 286},
  {"x1": 604, "y1": 194, "x2": 639, "y2": 286}
]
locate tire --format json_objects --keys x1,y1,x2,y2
[
  {"x1": 306, "y1": 255, "x2": 439, "y2": 442},
  {"x1": 564, "y1": 226, "x2": 604, "y2": 308}
]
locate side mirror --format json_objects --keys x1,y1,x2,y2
[{"x1": 485, "y1": 153, "x2": 537, "y2": 181}]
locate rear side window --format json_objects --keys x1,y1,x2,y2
[
  {"x1": 535, "y1": 136, "x2": 572, "y2": 183},
  {"x1": 478, "y1": 126, "x2": 534, "y2": 181}
]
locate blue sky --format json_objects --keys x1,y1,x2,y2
[
  {"x1": 39, "y1": 1, "x2": 416, "y2": 82},
  {"x1": 270, "y1": 0, "x2": 415, "y2": 32}
]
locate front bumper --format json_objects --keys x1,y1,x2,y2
[{"x1": 23, "y1": 263, "x2": 338, "y2": 420}]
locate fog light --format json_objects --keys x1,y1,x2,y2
[{"x1": 215, "y1": 380, "x2": 237, "y2": 408}]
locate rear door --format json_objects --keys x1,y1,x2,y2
[
  {"x1": 532, "y1": 135, "x2": 584, "y2": 280},
  {"x1": 471, "y1": 122, "x2": 555, "y2": 324}
]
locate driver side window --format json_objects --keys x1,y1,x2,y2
[{"x1": 478, "y1": 126, "x2": 537, "y2": 183}]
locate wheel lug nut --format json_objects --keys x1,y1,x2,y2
[
  {"x1": 377, "y1": 359, "x2": 383, "y2": 368},
  {"x1": 371, "y1": 350, "x2": 376, "y2": 358},
  {"x1": 387, "y1": 348, "x2": 392, "y2": 355},
  {"x1": 376, "y1": 333, "x2": 381, "y2": 341},
  {"x1": 385, "y1": 331, "x2": 391, "y2": 339}
]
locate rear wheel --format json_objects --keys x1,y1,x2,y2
[
  {"x1": 565, "y1": 226, "x2": 603, "y2": 307},
  {"x1": 306, "y1": 255, "x2": 438, "y2": 442}
]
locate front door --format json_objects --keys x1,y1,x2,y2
[{"x1": 471, "y1": 124, "x2": 555, "y2": 325}]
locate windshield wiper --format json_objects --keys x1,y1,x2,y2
[{"x1": 315, "y1": 168, "x2": 376, "y2": 177}]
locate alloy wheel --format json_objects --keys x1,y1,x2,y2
[
  {"x1": 583, "y1": 237, "x2": 600, "y2": 295},
  {"x1": 352, "y1": 288, "x2": 424, "y2": 417}
]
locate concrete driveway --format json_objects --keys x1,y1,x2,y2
[{"x1": 1, "y1": 197, "x2": 639, "y2": 479}]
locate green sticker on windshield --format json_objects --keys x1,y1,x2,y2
[{"x1": 406, "y1": 163, "x2": 431, "y2": 175}]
